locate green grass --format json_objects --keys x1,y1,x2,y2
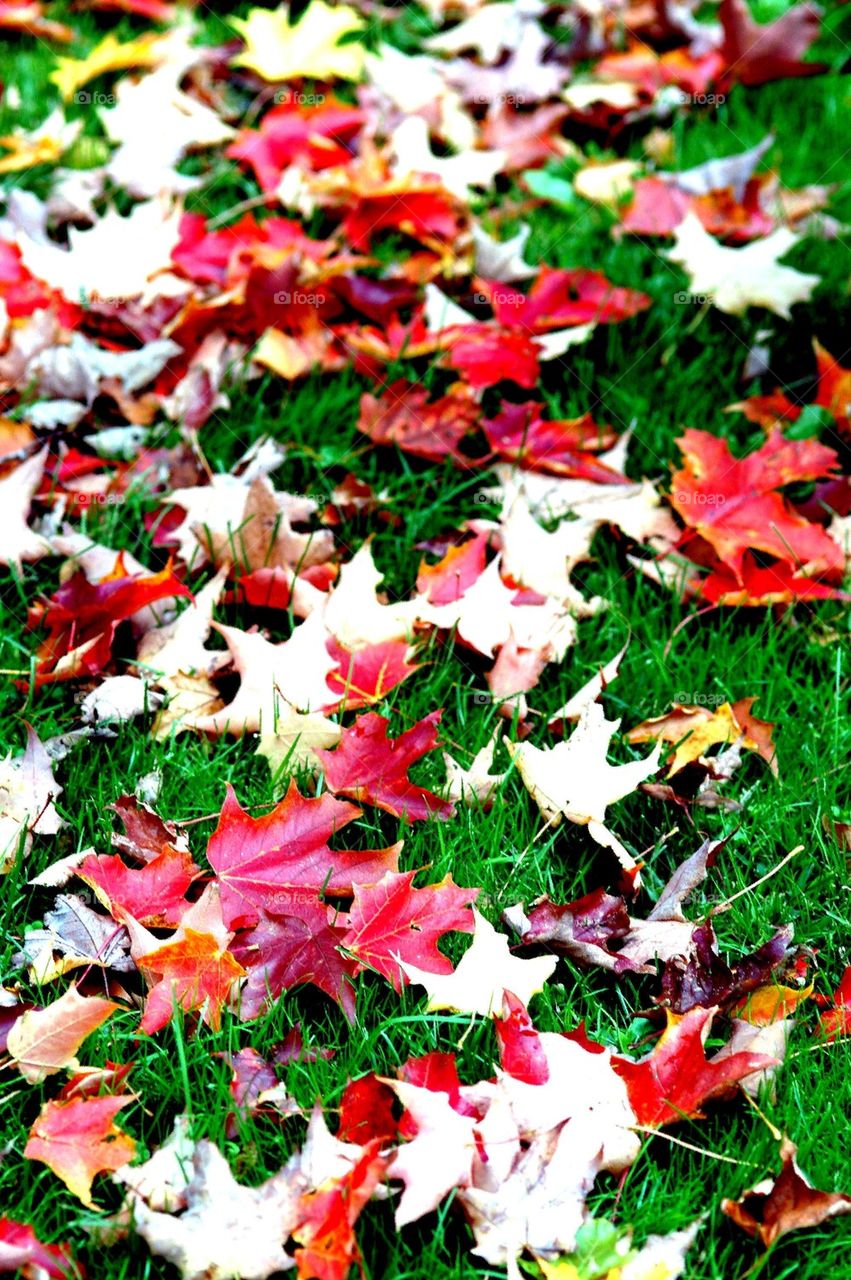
[{"x1": 2, "y1": 2, "x2": 851, "y2": 1278}]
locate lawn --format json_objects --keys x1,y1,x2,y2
[{"x1": 2, "y1": 2, "x2": 851, "y2": 1278}]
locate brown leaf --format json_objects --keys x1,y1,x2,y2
[{"x1": 722, "y1": 1138, "x2": 851, "y2": 1245}]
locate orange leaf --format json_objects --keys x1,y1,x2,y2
[
  {"x1": 136, "y1": 929, "x2": 246, "y2": 1035},
  {"x1": 25, "y1": 1095, "x2": 136, "y2": 1207}
]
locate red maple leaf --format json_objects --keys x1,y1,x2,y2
[
  {"x1": 342, "y1": 186, "x2": 460, "y2": 252},
  {"x1": 495, "y1": 992, "x2": 551, "y2": 1084},
  {"x1": 718, "y1": 0, "x2": 825, "y2": 88},
  {"x1": 443, "y1": 325, "x2": 541, "y2": 390},
  {"x1": 232, "y1": 898, "x2": 357, "y2": 1021},
  {"x1": 482, "y1": 401, "x2": 626, "y2": 482},
  {"x1": 24, "y1": 1094, "x2": 136, "y2": 1207},
  {"x1": 171, "y1": 213, "x2": 335, "y2": 288},
  {"x1": 620, "y1": 176, "x2": 773, "y2": 243},
  {"x1": 0, "y1": 1218, "x2": 79, "y2": 1280},
  {"x1": 594, "y1": 45, "x2": 724, "y2": 99},
  {"x1": 357, "y1": 379, "x2": 481, "y2": 464},
  {"x1": 612, "y1": 1007, "x2": 777, "y2": 1127},
  {"x1": 206, "y1": 782, "x2": 400, "y2": 929},
  {"x1": 27, "y1": 553, "x2": 190, "y2": 685},
  {"x1": 0, "y1": 239, "x2": 80, "y2": 324},
  {"x1": 341, "y1": 870, "x2": 477, "y2": 990},
  {"x1": 417, "y1": 535, "x2": 490, "y2": 605},
  {"x1": 314, "y1": 712, "x2": 455, "y2": 821},
  {"x1": 227, "y1": 98, "x2": 364, "y2": 192},
  {"x1": 476, "y1": 266, "x2": 650, "y2": 331},
  {"x1": 338, "y1": 1075, "x2": 399, "y2": 1146},
  {"x1": 693, "y1": 554, "x2": 848, "y2": 606},
  {"x1": 670, "y1": 427, "x2": 843, "y2": 582},
  {"x1": 818, "y1": 966, "x2": 851, "y2": 1042},
  {"x1": 326, "y1": 637, "x2": 420, "y2": 710},
  {"x1": 78, "y1": 846, "x2": 203, "y2": 928},
  {"x1": 814, "y1": 340, "x2": 851, "y2": 438},
  {"x1": 293, "y1": 1142, "x2": 388, "y2": 1280}
]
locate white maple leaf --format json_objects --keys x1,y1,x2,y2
[
  {"x1": 668, "y1": 212, "x2": 820, "y2": 318},
  {"x1": 390, "y1": 116, "x2": 505, "y2": 201},
  {"x1": 0, "y1": 448, "x2": 50, "y2": 571},
  {"x1": 506, "y1": 703, "x2": 662, "y2": 878},
  {"x1": 397, "y1": 908, "x2": 557, "y2": 1016},
  {"x1": 183, "y1": 611, "x2": 338, "y2": 735},
  {"x1": 385, "y1": 1080, "x2": 478, "y2": 1227}
]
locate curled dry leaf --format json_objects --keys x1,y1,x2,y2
[
  {"x1": 722, "y1": 1138, "x2": 851, "y2": 1245},
  {"x1": 626, "y1": 697, "x2": 778, "y2": 777}
]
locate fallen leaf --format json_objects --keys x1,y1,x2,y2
[
  {"x1": 135, "y1": 890, "x2": 246, "y2": 1035},
  {"x1": 719, "y1": 0, "x2": 825, "y2": 87},
  {"x1": 0, "y1": 449, "x2": 49, "y2": 570},
  {"x1": 506, "y1": 703, "x2": 662, "y2": 881},
  {"x1": 129, "y1": 1138, "x2": 304, "y2": 1280},
  {"x1": 612, "y1": 1007, "x2": 777, "y2": 1127},
  {"x1": 25, "y1": 1094, "x2": 136, "y2": 1207},
  {"x1": 50, "y1": 31, "x2": 165, "y2": 101},
  {"x1": 78, "y1": 844, "x2": 203, "y2": 928},
  {"x1": 231, "y1": 1, "x2": 365, "y2": 83},
  {"x1": 341, "y1": 870, "x2": 477, "y2": 989},
  {"x1": 442, "y1": 728, "x2": 507, "y2": 810},
  {"x1": 292, "y1": 1139, "x2": 387, "y2": 1280},
  {"x1": 14, "y1": 892, "x2": 133, "y2": 983},
  {"x1": 670, "y1": 427, "x2": 841, "y2": 582},
  {"x1": 0, "y1": 1218, "x2": 78, "y2": 1280},
  {"x1": 398, "y1": 908, "x2": 557, "y2": 1016},
  {"x1": 626, "y1": 697, "x2": 777, "y2": 777},
  {"x1": 8, "y1": 986, "x2": 118, "y2": 1084},
  {"x1": 257, "y1": 706, "x2": 343, "y2": 778},
  {"x1": 206, "y1": 781, "x2": 396, "y2": 929},
  {"x1": 722, "y1": 1137, "x2": 851, "y2": 1245},
  {"x1": 667, "y1": 214, "x2": 820, "y2": 317},
  {"x1": 233, "y1": 897, "x2": 358, "y2": 1022},
  {"x1": 315, "y1": 711, "x2": 455, "y2": 821},
  {"x1": 0, "y1": 725, "x2": 64, "y2": 872}
]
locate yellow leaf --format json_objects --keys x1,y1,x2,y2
[
  {"x1": 50, "y1": 32, "x2": 165, "y2": 102},
  {"x1": 0, "y1": 133, "x2": 63, "y2": 173},
  {"x1": 574, "y1": 159, "x2": 640, "y2": 206},
  {"x1": 231, "y1": 0, "x2": 365, "y2": 83}
]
